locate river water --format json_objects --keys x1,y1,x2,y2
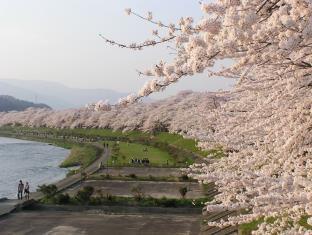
[{"x1": 0, "y1": 137, "x2": 69, "y2": 199}]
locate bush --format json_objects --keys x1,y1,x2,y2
[
  {"x1": 38, "y1": 184, "x2": 58, "y2": 199},
  {"x1": 55, "y1": 193, "x2": 70, "y2": 204},
  {"x1": 179, "y1": 174, "x2": 189, "y2": 181},
  {"x1": 75, "y1": 186, "x2": 94, "y2": 204},
  {"x1": 131, "y1": 186, "x2": 144, "y2": 201},
  {"x1": 106, "y1": 193, "x2": 115, "y2": 201},
  {"x1": 128, "y1": 173, "x2": 137, "y2": 179},
  {"x1": 179, "y1": 187, "x2": 188, "y2": 198},
  {"x1": 157, "y1": 197, "x2": 178, "y2": 207}
]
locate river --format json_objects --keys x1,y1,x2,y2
[{"x1": 0, "y1": 137, "x2": 69, "y2": 199}]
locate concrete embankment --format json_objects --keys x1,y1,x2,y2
[{"x1": 0, "y1": 198, "x2": 36, "y2": 218}]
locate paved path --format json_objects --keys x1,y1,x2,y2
[
  {"x1": 53, "y1": 146, "x2": 110, "y2": 194},
  {"x1": 0, "y1": 145, "x2": 110, "y2": 217},
  {"x1": 0, "y1": 199, "x2": 20, "y2": 218},
  {"x1": 0, "y1": 210, "x2": 201, "y2": 235}
]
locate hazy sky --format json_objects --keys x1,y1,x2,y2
[{"x1": 0, "y1": 0, "x2": 234, "y2": 99}]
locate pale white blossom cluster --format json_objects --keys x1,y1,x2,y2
[
  {"x1": 1, "y1": 0, "x2": 312, "y2": 233},
  {"x1": 86, "y1": 100, "x2": 111, "y2": 111},
  {"x1": 108, "y1": 0, "x2": 312, "y2": 106},
  {"x1": 0, "y1": 91, "x2": 227, "y2": 131}
]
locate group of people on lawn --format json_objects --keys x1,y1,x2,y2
[{"x1": 130, "y1": 158, "x2": 150, "y2": 165}]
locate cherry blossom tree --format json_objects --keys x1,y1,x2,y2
[{"x1": 98, "y1": 1, "x2": 312, "y2": 233}]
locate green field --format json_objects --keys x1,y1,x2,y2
[
  {"x1": 153, "y1": 132, "x2": 207, "y2": 156},
  {"x1": 0, "y1": 126, "x2": 208, "y2": 155},
  {"x1": 60, "y1": 145, "x2": 102, "y2": 168},
  {"x1": 0, "y1": 126, "x2": 226, "y2": 167},
  {"x1": 107, "y1": 141, "x2": 175, "y2": 166}
]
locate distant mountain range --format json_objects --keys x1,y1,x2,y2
[
  {"x1": 0, "y1": 79, "x2": 128, "y2": 110},
  {"x1": 0, "y1": 95, "x2": 50, "y2": 112}
]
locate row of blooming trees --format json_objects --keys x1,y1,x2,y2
[{"x1": 0, "y1": 0, "x2": 311, "y2": 233}]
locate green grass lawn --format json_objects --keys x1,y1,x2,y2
[
  {"x1": 0, "y1": 125, "x2": 216, "y2": 166},
  {"x1": 0, "y1": 126, "x2": 214, "y2": 158},
  {"x1": 153, "y1": 132, "x2": 208, "y2": 156},
  {"x1": 60, "y1": 144, "x2": 102, "y2": 168},
  {"x1": 107, "y1": 141, "x2": 175, "y2": 166},
  {"x1": 0, "y1": 126, "x2": 227, "y2": 164},
  {"x1": 64, "y1": 128, "x2": 206, "y2": 157}
]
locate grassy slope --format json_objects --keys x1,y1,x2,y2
[
  {"x1": 29, "y1": 127, "x2": 207, "y2": 157},
  {"x1": 68, "y1": 128, "x2": 207, "y2": 156},
  {"x1": 60, "y1": 145, "x2": 102, "y2": 168},
  {"x1": 153, "y1": 132, "x2": 208, "y2": 156},
  {"x1": 107, "y1": 141, "x2": 174, "y2": 166},
  {"x1": 0, "y1": 125, "x2": 207, "y2": 166}
]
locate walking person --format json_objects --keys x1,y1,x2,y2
[
  {"x1": 98, "y1": 161, "x2": 103, "y2": 170},
  {"x1": 17, "y1": 180, "x2": 24, "y2": 200},
  {"x1": 24, "y1": 182, "x2": 30, "y2": 200}
]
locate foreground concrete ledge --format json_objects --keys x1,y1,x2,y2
[
  {"x1": 26, "y1": 203, "x2": 202, "y2": 215},
  {"x1": 0, "y1": 199, "x2": 36, "y2": 219}
]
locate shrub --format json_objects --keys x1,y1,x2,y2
[
  {"x1": 128, "y1": 173, "x2": 137, "y2": 179},
  {"x1": 179, "y1": 174, "x2": 189, "y2": 181},
  {"x1": 157, "y1": 197, "x2": 178, "y2": 207},
  {"x1": 95, "y1": 189, "x2": 103, "y2": 198},
  {"x1": 106, "y1": 193, "x2": 115, "y2": 201},
  {"x1": 179, "y1": 187, "x2": 188, "y2": 198},
  {"x1": 131, "y1": 186, "x2": 144, "y2": 201},
  {"x1": 38, "y1": 184, "x2": 58, "y2": 199},
  {"x1": 75, "y1": 186, "x2": 94, "y2": 204},
  {"x1": 55, "y1": 193, "x2": 70, "y2": 204}
]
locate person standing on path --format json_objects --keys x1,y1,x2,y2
[
  {"x1": 98, "y1": 161, "x2": 103, "y2": 170},
  {"x1": 17, "y1": 180, "x2": 24, "y2": 200},
  {"x1": 24, "y1": 182, "x2": 30, "y2": 200}
]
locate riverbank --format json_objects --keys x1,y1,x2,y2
[{"x1": 0, "y1": 137, "x2": 69, "y2": 199}]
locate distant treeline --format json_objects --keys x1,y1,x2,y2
[{"x1": 0, "y1": 95, "x2": 50, "y2": 112}]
